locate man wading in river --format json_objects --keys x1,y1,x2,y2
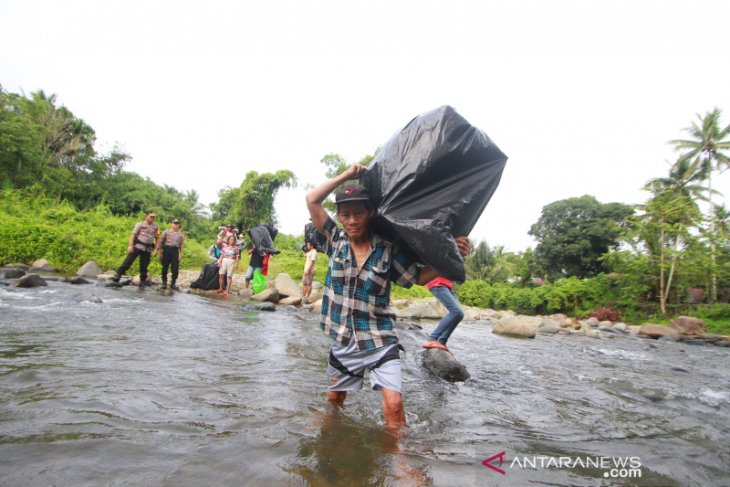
[{"x1": 306, "y1": 164, "x2": 470, "y2": 433}]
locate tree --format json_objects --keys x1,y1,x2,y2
[
  {"x1": 318, "y1": 151, "x2": 376, "y2": 212},
  {"x1": 529, "y1": 195, "x2": 634, "y2": 281},
  {"x1": 642, "y1": 157, "x2": 709, "y2": 314},
  {"x1": 211, "y1": 170, "x2": 296, "y2": 232},
  {"x1": 670, "y1": 108, "x2": 730, "y2": 302}
]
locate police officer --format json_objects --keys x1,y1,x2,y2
[
  {"x1": 112, "y1": 210, "x2": 160, "y2": 285},
  {"x1": 157, "y1": 218, "x2": 185, "y2": 290}
]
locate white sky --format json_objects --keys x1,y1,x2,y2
[{"x1": 2, "y1": 0, "x2": 729, "y2": 251}]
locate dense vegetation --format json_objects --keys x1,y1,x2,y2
[{"x1": 1, "y1": 86, "x2": 729, "y2": 329}]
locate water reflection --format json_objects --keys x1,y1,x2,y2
[{"x1": 291, "y1": 404, "x2": 432, "y2": 486}]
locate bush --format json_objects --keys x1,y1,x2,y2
[
  {"x1": 0, "y1": 190, "x2": 209, "y2": 272},
  {"x1": 584, "y1": 307, "x2": 621, "y2": 322}
]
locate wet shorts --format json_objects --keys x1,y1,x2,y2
[{"x1": 327, "y1": 339, "x2": 402, "y2": 393}]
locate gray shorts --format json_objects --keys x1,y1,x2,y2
[
  {"x1": 327, "y1": 339, "x2": 402, "y2": 393},
  {"x1": 244, "y1": 266, "x2": 261, "y2": 280}
]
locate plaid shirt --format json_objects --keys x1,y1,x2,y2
[{"x1": 319, "y1": 217, "x2": 420, "y2": 351}]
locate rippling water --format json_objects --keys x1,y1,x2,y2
[{"x1": 1, "y1": 281, "x2": 729, "y2": 486}]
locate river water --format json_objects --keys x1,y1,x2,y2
[{"x1": 1, "y1": 281, "x2": 728, "y2": 486}]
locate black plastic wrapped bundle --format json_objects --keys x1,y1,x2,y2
[
  {"x1": 304, "y1": 222, "x2": 326, "y2": 253},
  {"x1": 248, "y1": 223, "x2": 280, "y2": 255},
  {"x1": 360, "y1": 106, "x2": 507, "y2": 282}
]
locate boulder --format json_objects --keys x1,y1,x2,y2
[
  {"x1": 669, "y1": 316, "x2": 708, "y2": 336},
  {"x1": 581, "y1": 323, "x2": 599, "y2": 338},
  {"x1": 279, "y1": 296, "x2": 302, "y2": 306},
  {"x1": 599, "y1": 320, "x2": 613, "y2": 328},
  {"x1": 537, "y1": 325, "x2": 560, "y2": 335},
  {"x1": 612, "y1": 322, "x2": 629, "y2": 333},
  {"x1": 250, "y1": 288, "x2": 279, "y2": 303},
  {"x1": 462, "y1": 308, "x2": 480, "y2": 321},
  {"x1": 64, "y1": 276, "x2": 91, "y2": 285},
  {"x1": 237, "y1": 288, "x2": 253, "y2": 299},
  {"x1": 76, "y1": 261, "x2": 103, "y2": 278},
  {"x1": 131, "y1": 276, "x2": 154, "y2": 286},
  {"x1": 3, "y1": 263, "x2": 29, "y2": 270},
  {"x1": 29, "y1": 258, "x2": 55, "y2": 273},
  {"x1": 396, "y1": 301, "x2": 444, "y2": 320},
  {"x1": 308, "y1": 290, "x2": 323, "y2": 303},
  {"x1": 311, "y1": 298, "x2": 323, "y2": 309},
  {"x1": 3, "y1": 268, "x2": 26, "y2": 279},
  {"x1": 392, "y1": 299, "x2": 412, "y2": 309},
  {"x1": 421, "y1": 348, "x2": 470, "y2": 382},
  {"x1": 312, "y1": 281, "x2": 322, "y2": 290},
  {"x1": 584, "y1": 317, "x2": 599, "y2": 327},
  {"x1": 12, "y1": 274, "x2": 48, "y2": 288},
  {"x1": 638, "y1": 324, "x2": 680, "y2": 340},
  {"x1": 101, "y1": 280, "x2": 123, "y2": 288},
  {"x1": 274, "y1": 273, "x2": 302, "y2": 298},
  {"x1": 241, "y1": 303, "x2": 276, "y2": 312},
  {"x1": 492, "y1": 316, "x2": 540, "y2": 338}
]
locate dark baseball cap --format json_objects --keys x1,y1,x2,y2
[
  {"x1": 335, "y1": 184, "x2": 371, "y2": 205},
  {"x1": 170, "y1": 218, "x2": 180, "y2": 224}
]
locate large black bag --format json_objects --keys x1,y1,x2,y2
[
  {"x1": 360, "y1": 106, "x2": 507, "y2": 282},
  {"x1": 248, "y1": 223, "x2": 280, "y2": 255},
  {"x1": 304, "y1": 222, "x2": 326, "y2": 253},
  {"x1": 190, "y1": 263, "x2": 226, "y2": 290}
]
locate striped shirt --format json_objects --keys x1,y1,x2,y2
[{"x1": 319, "y1": 217, "x2": 420, "y2": 351}]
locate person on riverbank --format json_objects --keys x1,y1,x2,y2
[
  {"x1": 306, "y1": 164, "x2": 471, "y2": 434},
  {"x1": 244, "y1": 243, "x2": 266, "y2": 289},
  {"x1": 422, "y1": 277, "x2": 464, "y2": 352},
  {"x1": 216, "y1": 235, "x2": 239, "y2": 296},
  {"x1": 302, "y1": 241, "x2": 317, "y2": 303},
  {"x1": 157, "y1": 218, "x2": 184, "y2": 290},
  {"x1": 217, "y1": 224, "x2": 237, "y2": 244},
  {"x1": 112, "y1": 210, "x2": 160, "y2": 285},
  {"x1": 208, "y1": 239, "x2": 223, "y2": 264}
]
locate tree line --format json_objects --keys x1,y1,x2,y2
[{"x1": 1, "y1": 85, "x2": 728, "y2": 321}]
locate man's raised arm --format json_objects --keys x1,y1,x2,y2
[{"x1": 306, "y1": 164, "x2": 366, "y2": 230}]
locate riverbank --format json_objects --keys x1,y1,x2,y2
[{"x1": 4, "y1": 259, "x2": 729, "y2": 349}]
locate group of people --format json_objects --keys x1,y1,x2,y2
[
  {"x1": 206, "y1": 224, "x2": 268, "y2": 296},
  {"x1": 110, "y1": 172, "x2": 467, "y2": 435},
  {"x1": 111, "y1": 210, "x2": 184, "y2": 290}
]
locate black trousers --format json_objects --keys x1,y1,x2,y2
[
  {"x1": 161, "y1": 246, "x2": 180, "y2": 284},
  {"x1": 117, "y1": 248, "x2": 151, "y2": 281}
]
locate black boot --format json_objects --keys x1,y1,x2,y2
[
  {"x1": 160, "y1": 282, "x2": 167, "y2": 290},
  {"x1": 170, "y1": 282, "x2": 179, "y2": 290},
  {"x1": 111, "y1": 274, "x2": 121, "y2": 282}
]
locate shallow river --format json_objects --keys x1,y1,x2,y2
[{"x1": 1, "y1": 281, "x2": 729, "y2": 486}]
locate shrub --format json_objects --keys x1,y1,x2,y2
[{"x1": 584, "y1": 307, "x2": 621, "y2": 322}]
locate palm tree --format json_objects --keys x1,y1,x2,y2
[
  {"x1": 643, "y1": 159, "x2": 705, "y2": 315},
  {"x1": 670, "y1": 108, "x2": 730, "y2": 302}
]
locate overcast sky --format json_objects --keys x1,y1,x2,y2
[{"x1": 2, "y1": 0, "x2": 729, "y2": 251}]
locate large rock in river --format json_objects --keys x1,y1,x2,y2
[
  {"x1": 421, "y1": 348, "x2": 470, "y2": 382},
  {"x1": 13, "y1": 274, "x2": 48, "y2": 288},
  {"x1": 396, "y1": 300, "x2": 444, "y2": 320},
  {"x1": 3, "y1": 268, "x2": 26, "y2": 279},
  {"x1": 77, "y1": 261, "x2": 103, "y2": 278},
  {"x1": 638, "y1": 324, "x2": 679, "y2": 340},
  {"x1": 250, "y1": 288, "x2": 280, "y2": 303},
  {"x1": 29, "y1": 258, "x2": 56, "y2": 273},
  {"x1": 493, "y1": 316, "x2": 540, "y2": 338},
  {"x1": 274, "y1": 273, "x2": 302, "y2": 298},
  {"x1": 669, "y1": 316, "x2": 707, "y2": 336}
]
